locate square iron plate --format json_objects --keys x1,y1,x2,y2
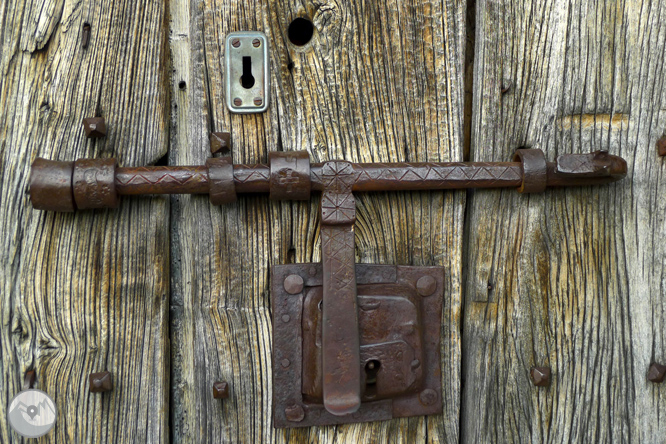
[{"x1": 272, "y1": 263, "x2": 444, "y2": 428}]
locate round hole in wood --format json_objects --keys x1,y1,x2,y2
[{"x1": 288, "y1": 17, "x2": 314, "y2": 46}]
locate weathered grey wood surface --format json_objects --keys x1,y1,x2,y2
[
  {"x1": 0, "y1": 1, "x2": 171, "y2": 442},
  {"x1": 168, "y1": 0, "x2": 466, "y2": 442},
  {"x1": 462, "y1": 0, "x2": 666, "y2": 442},
  {"x1": 3, "y1": 0, "x2": 666, "y2": 442}
]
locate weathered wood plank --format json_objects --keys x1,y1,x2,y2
[
  {"x1": 462, "y1": 0, "x2": 666, "y2": 442},
  {"x1": 0, "y1": 1, "x2": 171, "y2": 442},
  {"x1": 169, "y1": 0, "x2": 467, "y2": 442}
]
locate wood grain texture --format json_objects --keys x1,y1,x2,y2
[
  {"x1": 0, "y1": 1, "x2": 171, "y2": 442},
  {"x1": 462, "y1": 0, "x2": 666, "y2": 442},
  {"x1": 169, "y1": 0, "x2": 466, "y2": 442}
]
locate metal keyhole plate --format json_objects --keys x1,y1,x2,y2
[{"x1": 225, "y1": 31, "x2": 270, "y2": 113}]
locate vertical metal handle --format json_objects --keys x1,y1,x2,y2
[{"x1": 319, "y1": 162, "x2": 361, "y2": 416}]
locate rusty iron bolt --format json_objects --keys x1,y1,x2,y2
[
  {"x1": 530, "y1": 366, "x2": 551, "y2": 387},
  {"x1": 89, "y1": 371, "x2": 113, "y2": 393},
  {"x1": 284, "y1": 404, "x2": 305, "y2": 422},
  {"x1": 252, "y1": 38, "x2": 261, "y2": 47},
  {"x1": 253, "y1": 97, "x2": 263, "y2": 106},
  {"x1": 648, "y1": 363, "x2": 666, "y2": 383},
  {"x1": 82, "y1": 117, "x2": 106, "y2": 138},
  {"x1": 213, "y1": 381, "x2": 230, "y2": 399},
  {"x1": 284, "y1": 274, "x2": 304, "y2": 294},
  {"x1": 209, "y1": 132, "x2": 231, "y2": 155},
  {"x1": 657, "y1": 136, "x2": 666, "y2": 157},
  {"x1": 419, "y1": 388, "x2": 438, "y2": 406},
  {"x1": 233, "y1": 98, "x2": 242, "y2": 106},
  {"x1": 231, "y1": 38, "x2": 240, "y2": 48},
  {"x1": 416, "y1": 275, "x2": 437, "y2": 296}
]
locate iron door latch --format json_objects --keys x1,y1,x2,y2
[{"x1": 29, "y1": 149, "x2": 627, "y2": 427}]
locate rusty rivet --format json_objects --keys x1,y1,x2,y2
[
  {"x1": 648, "y1": 363, "x2": 666, "y2": 383},
  {"x1": 284, "y1": 274, "x2": 304, "y2": 294},
  {"x1": 231, "y1": 38, "x2": 241, "y2": 48},
  {"x1": 281, "y1": 359, "x2": 290, "y2": 368},
  {"x1": 530, "y1": 366, "x2": 551, "y2": 387},
  {"x1": 281, "y1": 314, "x2": 290, "y2": 323},
  {"x1": 233, "y1": 98, "x2": 242, "y2": 106},
  {"x1": 657, "y1": 136, "x2": 666, "y2": 157},
  {"x1": 210, "y1": 132, "x2": 231, "y2": 155},
  {"x1": 416, "y1": 275, "x2": 437, "y2": 296},
  {"x1": 89, "y1": 371, "x2": 113, "y2": 393},
  {"x1": 23, "y1": 370, "x2": 36, "y2": 390},
  {"x1": 285, "y1": 404, "x2": 305, "y2": 422},
  {"x1": 82, "y1": 23, "x2": 91, "y2": 49},
  {"x1": 213, "y1": 381, "x2": 230, "y2": 399},
  {"x1": 82, "y1": 117, "x2": 106, "y2": 138},
  {"x1": 253, "y1": 97, "x2": 263, "y2": 106},
  {"x1": 252, "y1": 38, "x2": 261, "y2": 47},
  {"x1": 419, "y1": 388, "x2": 438, "y2": 406}
]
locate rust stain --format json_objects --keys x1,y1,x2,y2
[{"x1": 558, "y1": 114, "x2": 629, "y2": 131}]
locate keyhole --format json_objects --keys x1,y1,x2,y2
[
  {"x1": 364, "y1": 360, "x2": 380, "y2": 399},
  {"x1": 240, "y1": 56, "x2": 255, "y2": 89}
]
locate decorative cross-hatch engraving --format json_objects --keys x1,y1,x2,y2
[
  {"x1": 115, "y1": 167, "x2": 208, "y2": 186},
  {"x1": 235, "y1": 164, "x2": 270, "y2": 183},
  {"x1": 353, "y1": 164, "x2": 523, "y2": 187}
]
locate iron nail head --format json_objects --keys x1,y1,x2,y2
[
  {"x1": 416, "y1": 275, "x2": 437, "y2": 296},
  {"x1": 284, "y1": 274, "x2": 304, "y2": 294},
  {"x1": 213, "y1": 381, "x2": 230, "y2": 399},
  {"x1": 419, "y1": 388, "x2": 438, "y2": 406},
  {"x1": 82, "y1": 117, "x2": 107, "y2": 138},
  {"x1": 530, "y1": 366, "x2": 551, "y2": 387},
  {"x1": 285, "y1": 404, "x2": 305, "y2": 422},
  {"x1": 89, "y1": 371, "x2": 113, "y2": 393},
  {"x1": 210, "y1": 132, "x2": 231, "y2": 155},
  {"x1": 648, "y1": 363, "x2": 666, "y2": 383},
  {"x1": 657, "y1": 136, "x2": 666, "y2": 157}
]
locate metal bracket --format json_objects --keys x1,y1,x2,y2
[
  {"x1": 225, "y1": 31, "x2": 269, "y2": 113},
  {"x1": 272, "y1": 263, "x2": 444, "y2": 427}
]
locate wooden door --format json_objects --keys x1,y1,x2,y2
[{"x1": 0, "y1": 0, "x2": 664, "y2": 443}]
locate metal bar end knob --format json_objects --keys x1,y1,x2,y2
[{"x1": 30, "y1": 157, "x2": 119, "y2": 211}]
